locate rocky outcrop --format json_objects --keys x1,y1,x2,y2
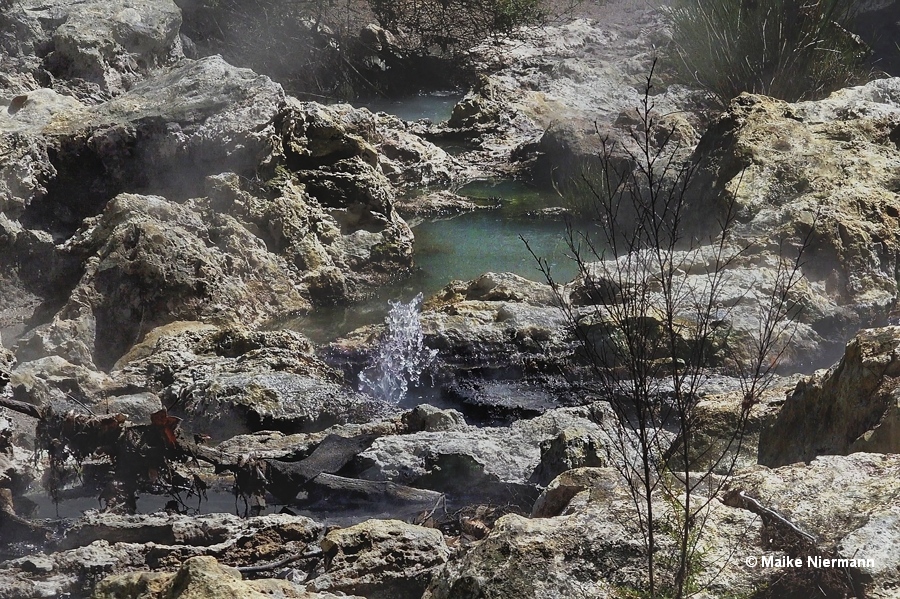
[
  {"x1": 429, "y1": 453, "x2": 900, "y2": 599},
  {"x1": 0, "y1": 0, "x2": 184, "y2": 100},
  {"x1": 354, "y1": 403, "x2": 620, "y2": 505},
  {"x1": 17, "y1": 193, "x2": 311, "y2": 369},
  {"x1": 113, "y1": 322, "x2": 380, "y2": 437},
  {"x1": 727, "y1": 453, "x2": 900, "y2": 599},
  {"x1": 760, "y1": 326, "x2": 900, "y2": 467},
  {"x1": 308, "y1": 519, "x2": 450, "y2": 599},
  {"x1": 93, "y1": 555, "x2": 337, "y2": 599},
  {"x1": 691, "y1": 81, "x2": 900, "y2": 350},
  {"x1": 421, "y1": 272, "x2": 571, "y2": 378},
  {"x1": 0, "y1": 513, "x2": 325, "y2": 599},
  {"x1": 1, "y1": 56, "x2": 427, "y2": 364}
]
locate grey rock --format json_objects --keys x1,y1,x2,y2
[
  {"x1": 401, "y1": 404, "x2": 466, "y2": 432},
  {"x1": 309, "y1": 519, "x2": 449, "y2": 599},
  {"x1": 356, "y1": 404, "x2": 619, "y2": 497},
  {"x1": 92, "y1": 554, "x2": 354, "y2": 599},
  {"x1": 1, "y1": 0, "x2": 184, "y2": 101},
  {"x1": 760, "y1": 326, "x2": 900, "y2": 467},
  {"x1": 114, "y1": 323, "x2": 379, "y2": 436},
  {"x1": 531, "y1": 427, "x2": 608, "y2": 486},
  {"x1": 26, "y1": 193, "x2": 310, "y2": 368}
]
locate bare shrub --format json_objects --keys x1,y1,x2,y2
[{"x1": 527, "y1": 61, "x2": 812, "y2": 597}]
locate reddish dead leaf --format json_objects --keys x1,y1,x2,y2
[{"x1": 150, "y1": 409, "x2": 181, "y2": 448}]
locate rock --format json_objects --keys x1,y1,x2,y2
[
  {"x1": 329, "y1": 272, "x2": 572, "y2": 387},
  {"x1": 422, "y1": 475, "x2": 643, "y2": 599},
  {"x1": 22, "y1": 193, "x2": 310, "y2": 368},
  {"x1": 401, "y1": 404, "x2": 466, "y2": 432},
  {"x1": 530, "y1": 427, "x2": 608, "y2": 486},
  {"x1": 92, "y1": 555, "x2": 315, "y2": 599},
  {"x1": 0, "y1": 104, "x2": 59, "y2": 227},
  {"x1": 760, "y1": 326, "x2": 900, "y2": 467},
  {"x1": 308, "y1": 519, "x2": 449, "y2": 599},
  {"x1": 726, "y1": 453, "x2": 900, "y2": 599},
  {"x1": 429, "y1": 452, "x2": 900, "y2": 599},
  {"x1": 530, "y1": 466, "x2": 620, "y2": 518},
  {"x1": 527, "y1": 119, "x2": 633, "y2": 190},
  {"x1": 46, "y1": 0, "x2": 184, "y2": 98},
  {"x1": 690, "y1": 83, "x2": 900, "y2": 352},
  {"x1": 373, "y1": 113, "x2": 455, "y2": 187},
  {"x1": 269, "y1": 100, "x2": 415, "y2": 296},
  {"x1": 0, "y1": 0, "x2": 184, "y2": 101},
  {"x1": 114, "y1": 323, "x2": 379, "y2": 437},
  {"x1": 393, "y1": 190, "x2": 490, "y2": 221},
  {"x1": 448, "y1": 75, "x2": 505, "y2": 130},
  {"x1": 666, "y1": 378, "x2": 791, "y2": 474},
  {"x1": 9, "y1": 355, "x2": 117, "y2": 408},
  {"x1": 355, "y1": 403, "x2": 620, "y2": 505},
  {"x1": 421, "y1": 272, "x2": 571, "y2": 378},
  {"x1": 0, "y1": 513, "x2": 328, "y2": 598},
  {"x1": 60, "y1": 511, "x2": 319, "y2": 551},
  {"x1": 0, "y1": 412, "x2": 36, "y2": 495},
  {"x1": 0, "y1": 346, "x2": 13, "y2": 388},
  {"x1": 570, "y1": 245, "x2": 827, "y2": 372}
]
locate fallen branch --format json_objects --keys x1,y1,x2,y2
[
  {"x1": 720, "y1": 489, "x2": 818, "y2": 544},
  {"x1": 235, "y1": 546, "x2": 323, "y2": 573}
]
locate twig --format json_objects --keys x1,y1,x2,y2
[
  {"x1": 235, "y1": 546, "x2": 323, "y2": 573},
  {"x1": 720, "y1": 489, "x2": 818, "y2": 544}
]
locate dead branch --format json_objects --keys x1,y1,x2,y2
[
  {"x1": 720, "y1": 489, "x2": 818, "y2": 544},
  {"x1": 235, "y1": 546, "x2": 323, "y2": 573}
]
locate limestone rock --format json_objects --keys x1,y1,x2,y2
[
  {"x1": 9, "y1": 355, "x2": 116, "y2": 407},
  {"x1": 373, "y1": 113, "x2": 455, "y2": 187},
  {"x1": 92, "y1": 555, "x2": 333, "y2": 599},
  {"x1": 422, "y1": 273, "x2": 570, "y2": 378},
  {"x1": 530, "y1": 427, "x2": 608, "y2": 486},
  {"x1": 401, "y1": 404, "x2": 466, "y2": 432},
  {"x1": 0, "y1": 345, "x2": 13, "y2": 388},
  {"x1": 530, "y1": 466, "x2": 619, "y2": 518},
  {"x1": 726, "y1": 453, "x2": 900, "y2": 599},
  {"x1": 22, "y1": 193, "x2": 309, "y2": 368},
  {"x1": 760, "y1": 326, "x2": 900, "y2": 467},
  {"x1": 355, "y1": 404, "x2": 620, "y2": 505},
  {"x1": 691, "y1": 82, "x2": 900, "y2": 347},
  {"x1": 309, "y1": 519, "x2": 449, "y2": 599},
  {"x1": 47, "y1": 0, "x2": 184, "y2": 98},
  {"x1": 393, "y1": 190, "x2": 488, "y2": 220},
  {"x1": 114, "y1": 323, "x2": 378, "y2": 437},
  {"x1": 0, "y1": 0, "x2": 184, "y2": 101}
]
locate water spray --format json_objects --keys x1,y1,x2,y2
[{"x1": 358, "y1": 293, "x2": 438, "y2": 404}]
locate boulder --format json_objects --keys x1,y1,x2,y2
[
  {"x1": 0, "y1": 0, "x2": 184, "y2": 101},
  {"x1": 355, "y1": 403, "x2": 620, "y2": 505},
  {"x1": 9, "y1": 355, "x2": 117, "y2": 407},
  {"x1": 18, "y1": 194, "x2": 309, "y2": 368},
  {"x1": 92, "y1": 555, "x2": 354, "y2": 599},
  {"x1": 114, "y1": 323, "x2": 379, "y2": 436},
  {"x1": 759, "y1": 326, "x2": 900, "y2": 467},
  {"x1": 690, "y1": 82, "x2": 900, "y2": 348},
  {"x1": 308, "y1": 519, "x2": 450, "y2": 599}
]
